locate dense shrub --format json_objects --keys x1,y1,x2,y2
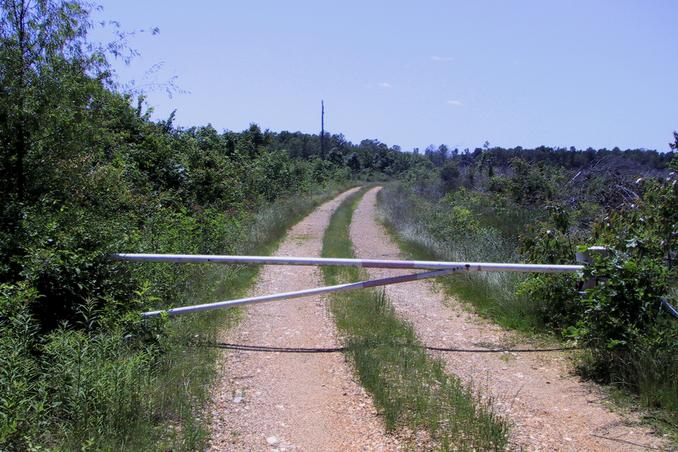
[
  {"x1": 517, "y1": 224, "x2": 581, "y2": 329},
  {"x1": 571, "y1": 173, "x2": 677, "y2": 417}
]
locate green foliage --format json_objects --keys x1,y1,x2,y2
[
  {"x1": 566, "y1": 174, "x2": 678, "y2": 425},
  {"x1": 424, "y1": 145, "x2": 673, "y2": 175},
  {"x1": 0, "y1": 186, "x2": 346, "y2": 450},
  {"x1": 508, "y1": 158, "x2": 556, "y2": 205},
  {"x1": 0, "y1": 0, "x2": 103, "y2": 205},
  {"x1": 40, "y1": 325, "x2": 157, "y2": 447},
  {"x1": 0, "y1": 284, "x2": 44, "y2": 449},
  {"x1": 577, "y1": 174, "x2": 676, "y2": 348},
  {"x1": 516, "y1": 221, "x2": 582, "y2": 329},
  {"x1": 516, "y1": 273, "x2": 580, "y2": 329},
  {"x1": 580, "y1": 250, "x2": 669, "y2": 351},
  {"x1": 428, "y1": 193, "x2": 481, "y2": 239},
  {"x1": 440, "y1": 160, "x2": 461, "y2": 191},
  {"x1": 495, "y1": 163, "x2": 678, "y2": 422}
]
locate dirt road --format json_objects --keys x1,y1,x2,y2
[
  {"x1": 350, "y1": 186, "x2": 668, "y2": 451},
  {"x1": 208, "y1": 188, "x2": 399, "y2": 451}
]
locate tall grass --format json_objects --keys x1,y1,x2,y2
[
  {"x1": 377, "y1": 184, "x2": 545, "y2": 333},
  {"x1": 323, "y1": 188, "x2": 509, "y2": 450},
  {"x1": 0, "y1": 184, "x2": 353, "y2": 451}
]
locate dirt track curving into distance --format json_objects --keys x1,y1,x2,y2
[
  {"x1": 350, "y1": 186, "x2": 670, "y2": 451},
  {"x1": 208, "y1": 188, "x2": 400, "y2": 451}
]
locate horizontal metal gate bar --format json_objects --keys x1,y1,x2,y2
[{"x1": 113, "y1": 253, "x2": 584, "y2": 273}]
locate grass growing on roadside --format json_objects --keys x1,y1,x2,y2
[
  {"x1": 134, "y1": 184, "x2": 357, "y2": 450},
  {"x1": 376, "y1": 184, "x2": 545, "y2": 334},
  {"x1": 322, "y1": 188, "x2": 509, "y2": 450},
  {"x1": 380, "y1": 215, "x2": 543, "y2": 333}
]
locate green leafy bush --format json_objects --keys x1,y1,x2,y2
[
  {"x1": 517, "y1": 222, "x2": 581, "y2": 329},
  {"x1": 580, "y1": 250, "x2": 669, "y2": 351},
  {"x1": 522, "y1": 169, "x2": 678, "y2": 420}
]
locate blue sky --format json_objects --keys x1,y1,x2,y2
[{"x1": 91, "y1": 1, "x2": 678, "y2": 152}]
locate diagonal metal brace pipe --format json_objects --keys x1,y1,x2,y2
[{"x1": 142, "y1": 268, "x2": 454, "y2": 318}]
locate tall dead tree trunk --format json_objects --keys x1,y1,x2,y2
[{"x1": 9, "y1": 0, "x2": 29, "y2": 202}]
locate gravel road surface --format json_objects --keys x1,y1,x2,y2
[{"x1": 208, "y1": 188, "x2": 400, "y2": 451}]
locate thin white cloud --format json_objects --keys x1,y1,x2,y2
[
  {"x1": 447, "y1": 100, "x2": 463, "y2": 106},
  {"x1": 431, "y1": 55, "x2": 454, "y2": 62},
  {"x1": 378, "y1": 82, "x2": 392, "y2": 88}
]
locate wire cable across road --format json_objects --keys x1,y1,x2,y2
[{"x1": 201, "y1": 341, "x2": 581, "y2": 354}]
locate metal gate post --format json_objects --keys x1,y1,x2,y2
[{"x1": 575, "y1": 246, "x2": 608, "y2": 290}]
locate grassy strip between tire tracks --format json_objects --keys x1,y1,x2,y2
[{"x1": 321, "y1": 187, "x2": 509, "y2": 451}]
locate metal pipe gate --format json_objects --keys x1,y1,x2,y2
[{"x1": 112, "y1": 253, "x2": 592, "y2": 318}]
